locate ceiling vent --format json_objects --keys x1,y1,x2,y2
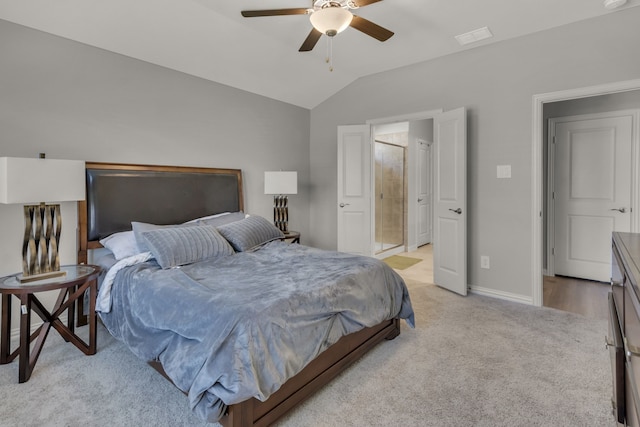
[{"x1": 455, "y1": 27, "x2": 493, "y2": 46}]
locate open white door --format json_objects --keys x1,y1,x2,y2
[
  {"x1": 433, "y1": 108, "x2": 467, "y2": 295},
  {"x1": 337, "y1": 125, "x2": 372, "y2": 256}
]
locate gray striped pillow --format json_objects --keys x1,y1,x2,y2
[
  {"x1": 217, "y1": 215, "x2": 284, "y2": 252},
  {"x1": 140, "y1": 225, "x2": 234, "y2": 269}
]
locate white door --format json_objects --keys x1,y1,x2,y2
[
  {"x1": 552, "y1": 112, "x2": 633, "y2": 282},
  {"x1": 417, "y1": 139, "x2": 432, "y2": 246},
  {"x1": 433, "y1": 108, "x2": 467, "y2": 295},
  {"x1": 337, "y1": 125, "x2": 372, "y2": 256}
]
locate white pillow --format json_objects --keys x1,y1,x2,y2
[
  {"x1": 99, "y1": 231, "x2": 140, "y2": 260},
  {"x1": 183, "y1": 212, "x2": 231, "y2": 224}
]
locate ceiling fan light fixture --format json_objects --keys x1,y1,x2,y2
[
  {"x1": 310, "y1": 7, "x2": 353, "y2": 36},
  {"x1": 603, "y1": 0, "x2": 627, "y2": 9}
]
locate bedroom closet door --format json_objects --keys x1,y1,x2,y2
[{"x1": 551, "y1": 112, "x2": 634, "y2": 282}]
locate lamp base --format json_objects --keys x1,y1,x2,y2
[
  {"x1": 273, "y1": 195, "x2": 289, "y2": 234},
  {"x1": 18, "y1": 270, "x2": 67, "y2": 284},
  {"x1": 22, "y1": 203, "x2": 63, "y2": 279}
]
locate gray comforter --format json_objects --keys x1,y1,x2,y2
[{"x1": 99, "y1": 241, "x2": 414, "y2": 422}]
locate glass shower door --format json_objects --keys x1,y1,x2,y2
[{"x1": 374, "y1": 142, "x2": 405, "y2": 254}]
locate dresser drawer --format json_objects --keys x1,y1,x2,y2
[
  {"x1": 625, "y1": 282, "x2": 640, "y2": 426},
  {"x1": 610, "y1": 292, "x2": 626, "y2": 423},
  {"x1": 627, "y1": 365, "x2": 640, "y2": 427},
  {"x1": 613, "y1": 243, "x2": 626, "y2": 332}
]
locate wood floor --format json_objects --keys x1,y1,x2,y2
[
  {"x1": 543, "y1": 275, "x2": 610, "y2": 320},
  {"x1": 395, "y1": 245, "x2": 609, "y2": 320}
]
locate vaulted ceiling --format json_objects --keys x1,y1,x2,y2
[{"x1": 1, "y1": 0, "x2": 638, "y2": 109}]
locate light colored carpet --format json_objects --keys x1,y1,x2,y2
[
  {"x1": 0, "y1": 280, "x2": 610, "y2": 427},
  {"x1": 383, "y1": 255, "x2": 422, "y2": 270}
]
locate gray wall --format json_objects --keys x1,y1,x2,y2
[
  {"x1": 0, "y1": 19, "x2": 311, "y2": 279},
  {"x1": 0, "y1": 19, "x2": 311, "y2": 335},
  {"x1": 308, "y1": 8, "x2": 640, "y2": 301}
]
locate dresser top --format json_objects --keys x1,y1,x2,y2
[{"x1": 614, "y1": 232, "x2": 640, "y2": 289}]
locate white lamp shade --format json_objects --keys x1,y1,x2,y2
[
  {"x1": 310, "y1": 7, "x2": 353, "y2": 35},
  {"x1": 264, "y1": 171, "x2": 297, "y2": 195},
  {"x1": 0, "y1": 157, "x2": 86, "y2": 204}
]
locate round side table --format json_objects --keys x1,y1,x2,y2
[{"x1": 0, "y1": 265, "x2": 101, "y2": 383}]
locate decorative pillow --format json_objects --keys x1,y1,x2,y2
[
  {"x1": 132, "y1": 221, "x2": 193, "y2": 252},
  {"x1": 99, "y1": 231, "x2": 140, "y2": 260},
  {"x1": 140, "y1": 225, "x2": 234, "y2": 269},
  {"x1": 217, "y1": 215, "x2": 284, "y2": 252}
]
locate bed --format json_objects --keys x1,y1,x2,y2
[{"x1": 77, "y1": 162, "x2": 414, "y2": 426}]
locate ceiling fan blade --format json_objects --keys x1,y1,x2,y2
[
  {"x1": 352, "y1": 0, "x2": 383, "y2": 7},
  {"x1": 241, "y1": 8, "x2": 309, "y2": 18},
  {"x1": 349, "y1": 15, "x2": 394, "y2": 41},
  {"x1": 299, "y1": 28, "x2": 323, "y2": 52}
]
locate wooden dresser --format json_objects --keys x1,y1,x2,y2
[{"x1": 610, "y1": 232, "x2": 640, "y2": 426}]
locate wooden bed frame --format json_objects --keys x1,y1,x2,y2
[{"x1": 77, "y1": 162, "x2": 401, "y2": 427}]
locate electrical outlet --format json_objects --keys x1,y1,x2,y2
[
  {"x1": 497, "y1": 165, "x2": 511, "y2": 179},
  {"x1": 481, "y1": 256, "x2": 490, "y2": 269}
]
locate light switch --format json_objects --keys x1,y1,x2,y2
[
  {"x1": 497, "y1": 165, "x2": 511, "y2": 179},
  {"x1": 480, "y1": 256, "x2": 490, "y2": 269}
]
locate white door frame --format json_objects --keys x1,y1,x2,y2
[
  {"x1": 367, "y1": 109, "x2": 443, "y2": 255},
  {"x1": 546, "y1": 110, "x2": 640, "y2": 278},
  {"x1": 532, "y1": 78, "x2": 640, "y2": 306}
]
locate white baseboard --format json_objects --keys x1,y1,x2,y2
[
  {"x1": 9, "y1": 320, "x2": 53, "y2": 342},
  {"x1": 469, "y1": 285, "x2": 534, "y2": 305}
]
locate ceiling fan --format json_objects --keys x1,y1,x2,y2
[{"x1": 241, "y1": 0, "x2": 394, "y2": 52}]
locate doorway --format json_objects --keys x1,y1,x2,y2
[
  {"x1": 338, "y1": 107, "x2": 467, "y2": 296},
  {"x1": 370, "y1": 118, "x2": 435, "y2": 258},
  {"x1": 548, "y1": 111, "x2": 635, "y2": 283},
  {"x1": 532, "y1": 79, "x2": 640, "y2": 307}
]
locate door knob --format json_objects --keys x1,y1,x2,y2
[
  {"x1": 418, "y1": 198, "x2": 423, "y2": 202},
  {"x1": 339, "y1": 203, "x2": 350, "y2": 208},
  {"x1": 449, "y1": 208, "x2": 462, "y2": 214},
  {"x1": 610, "y1": 207, "x2": 627, "y2": 213}
]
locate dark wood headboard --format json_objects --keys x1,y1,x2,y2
[{"x1": 78, "y1": 162, "x2": 243, "y2": 263}]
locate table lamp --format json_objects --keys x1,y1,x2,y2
[
  {"x1": 264, "y1": 171, "x2": 297, "y2": 234},
  {"x1": 0, "y1": 155, "x2": 85, "y2": 282}
]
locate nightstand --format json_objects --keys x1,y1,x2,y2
[
  {"x1": 0, "y1": 264, "x2": 101, "y2": 383},
  {"x1": 282, "y1": 231, "x2": 301, "y2": 244}
]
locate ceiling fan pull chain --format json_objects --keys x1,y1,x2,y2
[{"x1": 326, "y1": 36, "x2": 334, "y2": 72}]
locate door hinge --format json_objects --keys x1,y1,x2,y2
[{"x1": 552, "y1": 247, "x2": 555, "y2": 255}]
